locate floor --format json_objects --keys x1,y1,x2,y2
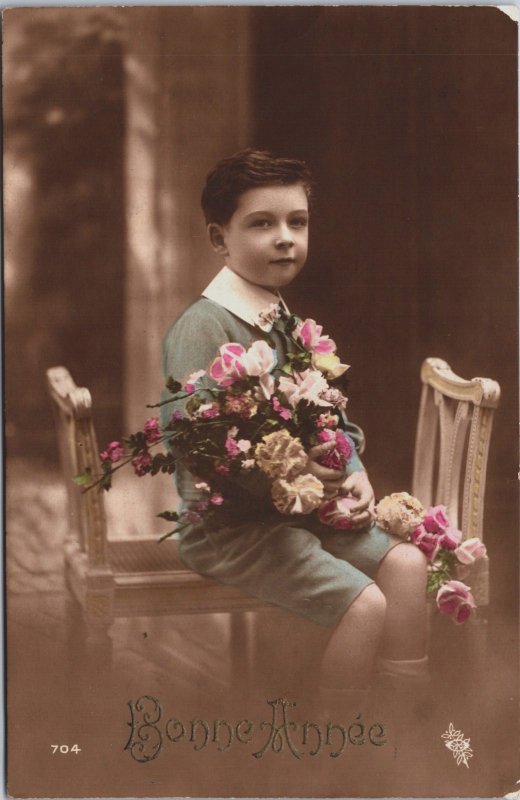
[{"x1": 6, "y1": 457, "x2": 519, "y2": 799}]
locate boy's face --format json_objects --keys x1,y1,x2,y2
[{"x1": 209, "y1": 183, "x2": 309, "y2": 291}]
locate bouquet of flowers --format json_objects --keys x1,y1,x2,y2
[
  {"x1": 77, "y1": 307, "x2": 361, "y2": 538},
  {"x1": 375, "y1": 492, "x2": 487, "y2": 624}
]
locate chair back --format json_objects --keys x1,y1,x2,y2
[
  {"x1": 47, "y1": 366, "x2": 109, "y2": 567},
  {"x1": 412, "y1": 357, "x2": 500, "y2": 542}
]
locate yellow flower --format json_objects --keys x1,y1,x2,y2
[
  {"x1": 254, "y1": 429, "x2": 308, "y2": 481},
  {"x1": 311, "y1": 352, "x2": 350, "y2": 379},
  {"x1": 375, "y1": 492, "x2": 425, "y2": 538},
  {"x1": 272, "y1": 474, "x2": 324, "y2": 515}
]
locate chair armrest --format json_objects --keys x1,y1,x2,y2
[{"x1": 46, "y1": 366, "x2": 93, "y2": 421}]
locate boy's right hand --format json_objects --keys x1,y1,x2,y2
[{"x1": 306, "y1": 441, "x2": 345, "y2": 498}]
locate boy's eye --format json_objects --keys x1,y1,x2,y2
[
  {"x1": 291, "y1": 217, "x2": 308, "y2": 228},
  {"x1": 251, "y1": 219, "x2": 271, "y2": 228}
]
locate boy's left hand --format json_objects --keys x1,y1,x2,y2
[{"x1": 340, "y1": 470, "x2": 375, "y2": 529}]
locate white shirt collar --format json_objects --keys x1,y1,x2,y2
[{"x1": 201, "y1": 265, "x2": 290, "y2": 327}]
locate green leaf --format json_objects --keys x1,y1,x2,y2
[
  {"x1": 73, "y1": 468, "x2": 92, "y2": 487},
  {"x1": 100, "y1": 472, "x2": 112, "y2": 491},
  {"x1": 166, "y1": 376, "x2": 182, "y2": 394}
]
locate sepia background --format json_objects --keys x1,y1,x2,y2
[{"x1": 4, "y1": 6, "x2": 518, "y2": 798}]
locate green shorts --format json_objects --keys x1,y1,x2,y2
[{"x1": 178, "y1": 512, "x2": 402, "y2": 627}]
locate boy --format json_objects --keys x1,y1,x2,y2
[{"x1": 161, "y1": 149, "x2": 429, "y2": 701}]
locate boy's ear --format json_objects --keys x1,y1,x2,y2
[{"x1": 208, "y1": 223, "x2": 229, "y2": 256}]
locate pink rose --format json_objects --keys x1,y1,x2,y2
[
  {"x1": 241, "y1": 340, "x2": 277, "y2": 377},
  {"x1": 455, "y1": 537, "x2": 487, "y2": 566},
  {"x1": 132, "y1": 452, "x2": 153, "y2": 476},
  {"x1": 294, "y1": 319, "x2": 336, "y2": 355},
  {"x1": 209, "y1": 343, "x2": 247, "y2": 387},
  {"x1": 440, "y1": 525, "x2": 463, "y2": 551},
  {"x1": 100, "y1": 441, "x2": 125, "y2": 463},
  {"x1": 436, "y1": 580, "x2": 476, "y2": 624},
  {"x1": 423, "y1": 505, "x2": 449, "y2": 533},
  {"x1": 210, "y1": 493, "x2": 224, "y2": 506},
  {"x1": 318, "y1": 496, "x2": 358, "y2": 530},
  {"x1": 143, "y1": 417, "x2": 162, "y2": 444},
  {"x1": 170, "y1": 410, "x2": 183, "y2": 423},
  {"x1": 410, "y1": 523, "x2": 441, "y2": 561}
]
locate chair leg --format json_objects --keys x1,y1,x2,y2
[
  {"x1": 65, "y1": 587, "x2": 114, "y2": 703},
  {"x1": 84, "y1": 621, "x2": 114, "y2": 678},
  {"x1": 65, "y1": 589, "x2": 87, "y2": 715}
]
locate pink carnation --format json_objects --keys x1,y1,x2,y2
[
  {"x1": 184, "y1": 369, "x2": 206, "y2": 394},
  {"x1": 170, "y1": 410, "x2": 183, "y2": 423},
  {"x1": 317, "y1": 413, "x2": 339, "y2": 429},
  {"x1": 436, "y1": 580, "x2": 476, "y2": 624},
  {"x1": 182, "y1": 509, "x2": 203, "y2": 524},
  {"x1": 100, "y1": 441, "x2": 125, "y2": 464},
  {"x1": 272, "y1": 396, "x2": 292, "y2": 421},
  {"x1": 317, "y1": 429, "x2": 353, "y2": 471},
  {"x1": 196, "y1": 403, "x2": 219, "y2": 419},
  {"x1": 215, "y1": 464, "x2": 230, "y2": 475},
  {"x1": 143, "y1": 417, "x2": 162, "y2": 444},
  {"x1": 132, "y1": 452, "x2": 153, "y2": 477},
  {"x1": 318, "y1": 496, "x2": 358, "y2": 530},
  {"x1": 225, "y1": 437, "x2": 240, "y2": 457},
  {"x1": 224, "y1": 392, "x2": 258, "y2": 419}
]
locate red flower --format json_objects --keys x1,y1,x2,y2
[
  {"x1": 100, "y1": 441, "x2": 124, "y2": 464},
  {"x1": 144, "y1": 418, "x2": 162, "y2": 445},
  {"x1": 132, "y1": 452, "x2": 153, "y2": 476}
]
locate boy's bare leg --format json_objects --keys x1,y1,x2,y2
[
  {"x1": 319, "y1": 583, "x2": 386, "y2": 689},
  {"x1": 375, "y1": 542, "x2": 428, "y2": 660}
]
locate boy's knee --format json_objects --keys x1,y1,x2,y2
[
  {"x1": 349, "y1": 583, "x2": 387, "y2": 623},
  {"x1": 381, "y1": 542, "x2": 428, "y2": 578}
]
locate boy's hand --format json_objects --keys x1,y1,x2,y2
[
  {"x1": 306, "y1": 441, "x2": 346, "y2": 498},
  {"x1": 340, "y1": 470, "x2": 375, "y2": 529}
]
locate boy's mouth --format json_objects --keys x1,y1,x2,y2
[{"x1": 270, "y1": 257, "x2": 296, "y2": 265}]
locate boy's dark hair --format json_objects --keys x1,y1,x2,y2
[{"x1": 201, "y1": 148, "x2": 313, "y2": 226}]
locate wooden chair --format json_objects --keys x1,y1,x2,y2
[
  {"x1": 48, "y1": 357, "x2": 500, "y2": 685},
  {"x1": 46, "y1": 366, "x2": 268, "y2": 687},
  {"x1": 412, "y1": 357, "x2": 500, "y2": 664}
]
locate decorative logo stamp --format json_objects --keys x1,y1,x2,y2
[{"x1": 441, "y1": 722, "x2": 473, "y2": 767}]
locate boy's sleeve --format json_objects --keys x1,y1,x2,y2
[
  {"x1": 341, "y1": 412, "x2": 366, "y2": 474},
  {"x1": 162, "y1": 307, "x2": 230, "y2": 383},
  {"x1": 160, "y1": 306, "x2": 272, "y2": 500},
  {"x1": 160, "y1": 306, "x2": 230, "y2": 432}
]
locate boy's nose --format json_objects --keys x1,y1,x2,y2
[{"x1": 274, "y1": 226, "x2": 294, "y2": 247}]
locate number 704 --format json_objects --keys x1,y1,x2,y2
[{"x1": 51, "y1": 745, "x2": 81, "y2": 754}]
